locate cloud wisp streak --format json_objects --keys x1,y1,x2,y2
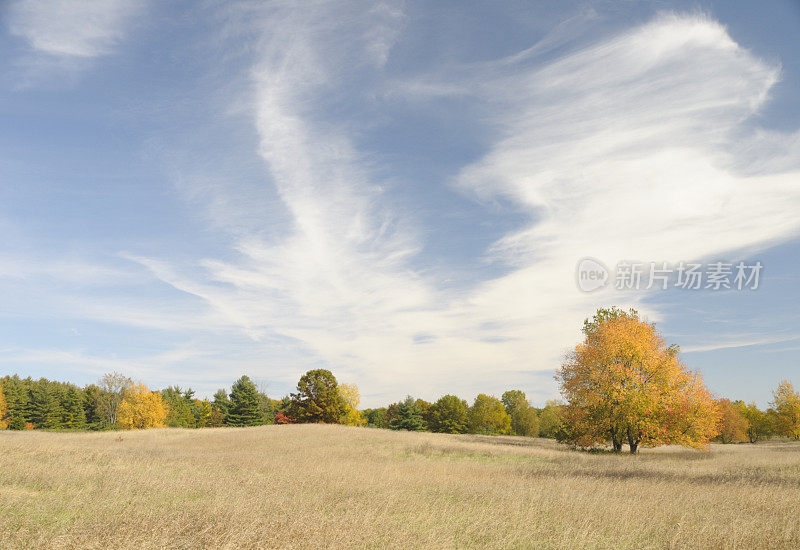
[{"x1": 6, "y1": 0, "x2": 144, "y2": 58}]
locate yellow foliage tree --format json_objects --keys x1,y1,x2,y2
[
  {"x1": 716, "y1": 399, "x2": 749, "y2": 443},
  {"x1": 0, "y1": 384, "x2": 8, "y2": 429},
  {"x1": 468, "y1": 394, "x2": 511, "y2": 435},
  {"x1": 771, "y1": 380, "x2": 800, "y2": 440},
  {"x1": 339, "y1": 383, "x2": 366, "y2": 426},
  {"x1": 557, "y1": 308, "x2": 720, "y2": 453},
  {"x1": 116, "y1": 383, "x2": 169, "y2": 430}
]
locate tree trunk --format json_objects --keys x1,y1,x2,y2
[{"x1": 627, "y1": 428, "x2": 639, "y2": 454}]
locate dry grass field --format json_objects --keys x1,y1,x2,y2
[{"x1": 1, "y1": 425, "x2": 799, "y2": 549}]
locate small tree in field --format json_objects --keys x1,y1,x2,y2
[
  {"x1": 116, "y1": 383, "x2": 169, "y2": 429},
  {"x1": 227, "y1": 376, "x2": 263, "y2": 427},
  {"x1": 288, "y1": 369, "x2": 345, "y2": 424},
  {"x1": 557, "y1": 307, "x2": 719, "y2": 453}
]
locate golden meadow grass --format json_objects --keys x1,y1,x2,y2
[{"x1": 1, "y1": 424, "x2": 799, "y2": 549}]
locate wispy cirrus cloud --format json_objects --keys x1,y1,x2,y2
[
  {"x1": 4, "y1": 0, "x2": 144, "y2": 83},
  {"x1": 125, "y1": 9, "x2": 800, "y2": 402},
  {"x1": 6, "y1": 0, "x2": 144, "y2": 58},
  {"x1": 681, "y1": 334, "x2": 800, "y2": 353}
]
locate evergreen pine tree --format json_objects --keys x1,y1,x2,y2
[
  {"x1": 82, "y1": 384, "x2": 105, "y2": 429},
  {"x1": 8, "y1": 415, "x2": 26, "y2": 430},
  {"x1": 2, "y1": 375, "x2": 31, "y2": 426},
  {"x1": 227, "y1": 376, "x2": 263, "y2": 427},
  {"x1": 61, "y1": 387, "x2": 87, "y2": 430},
  {"x1": 390, "y1": 396, "x2": 427, "y2": 431},
  {"x1": 28, "y1": 382, "x2": 64, "y2": 429},
  {"x1": 213, "y1": 388, "x2": 232, "y2": 422},
  {"x1": 162, "y1": 386, "x2": 197, "y2": 427}
]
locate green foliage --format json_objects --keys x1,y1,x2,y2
[
  {"x1": 582, "y1": 306, "x2": 638, "y2": 336},
  {"x1": 61, "y1": 387, "x2": 86, "y2": 430},
  {"x1": 501, "y1": 390, "x2": 539, "y2": 436},
  {"x1": 539, "y1": 400, "x2": 566, "y2": 439},
  {"x1": 288, "y1": 369, "x2": 344, "y2": 424},
  {"x1": 390, "y1": 396, "x2": 427, "y2": 431},
  {"x1": 385, "y1": 402, "x2": 400, "y2": 427},
  {"x1": 213, "y1": 388, "x2": 231, "y2": 422},
  {"x1": 0, "y1": 383, "x2": 7, "y2": 429},
  {"x1": 258, "y1": 392, "x2": 281, "y2": 425},
  {"x1": 364, "y1": 407, "x2": 389, "y2": 428},
  {"x1": 162, "y1": 386, "x2": 198, "y2": 428},
  {"x1": 27, "y1": 380, "x2": 65, "y2": 429},
  {"x1": 8, "y1": 415, "x2": 26, "y2": 430},
  {"x1": 82, "y1": 384, "x2": 105, "y2": 429},
  {"x1": 1, "y1": 375, "x2": 30, "y2": 427},
  {"x1": 468, "y1": 394, "x2": 511, "y2": 435},
  {"x1": 510, "y1": 400, "x2": 539, "y2": 437},
  {"x1": 736, "y1": 401, "x2": 772, "y2": 443},
  {"x1": 427, "y1": 395, "x2": 468, "y2": 433},
  {"x1": 0, "y1": 375, "x2": 90, "y2": 430},
  {"x1": 227, "y1": 376, "x2": 263, "y2": 427},
  {"x1": 206, "y1": 405, "x2": 226, "y2": 427},
  {"x1": 501, "y1": 390, "x2": 526, "y2": 415}
]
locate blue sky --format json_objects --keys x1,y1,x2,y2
[{"x1": 1, "y1": 0, "x2": 799, "y2": 407}]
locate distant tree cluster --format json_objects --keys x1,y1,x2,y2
[
  {"x1": 2, "y1": 308, "x2": 798, "y2": 455},
  {"x1": 361, "y1": 391, "x2": 542, "y2": 437},
  {"x1": 714, "y1": 383, "x2": 800, "y2": 444},
  {"x1": 0, "y1": 370, "x2": 363, "y2": 432}
]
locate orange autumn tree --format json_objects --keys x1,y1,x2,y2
[
  {"x1": 715, "y1": 398, "x2": 749, "y2": 444},
  {"x1": 116, "y1": 383, "x2": 169, "y2": 430},
  {"x1": 556, "y1": 307, "x2": 719, "y2": 453}
]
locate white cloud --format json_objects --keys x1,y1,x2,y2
[
  {"x1": 6, "y1": 0, "x2": 143, "y2": 58},
  {"x1": 681, "y1": 335, "x2": 800, "y2": 353}
]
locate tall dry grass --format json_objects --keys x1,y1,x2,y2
[{"x1": 1, "y1": 424, "x2": 798, "y2": 549}]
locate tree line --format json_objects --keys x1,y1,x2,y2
[{"x1": 1, "y1": 308, "x2": 799, "y2": 452}]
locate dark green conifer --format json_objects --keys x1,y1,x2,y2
[{"x1": 227, "y1": 376, "x2": 263, "y2": 427}]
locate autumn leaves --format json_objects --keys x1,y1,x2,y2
[{"x1": 557, "y1": 307, "x2": 719, "y2": 453}]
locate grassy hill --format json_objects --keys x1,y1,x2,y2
[{"x1": 1, "y1": 424, "x2": 799, "y2": 548}]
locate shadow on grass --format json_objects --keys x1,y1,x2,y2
[{"x1": 517, "y1": 463, "x2": 800, "y2": 488}]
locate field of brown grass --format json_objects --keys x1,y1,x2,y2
[{"x1": 1, "y1": 424, "x2": 799, "y2": 549}]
